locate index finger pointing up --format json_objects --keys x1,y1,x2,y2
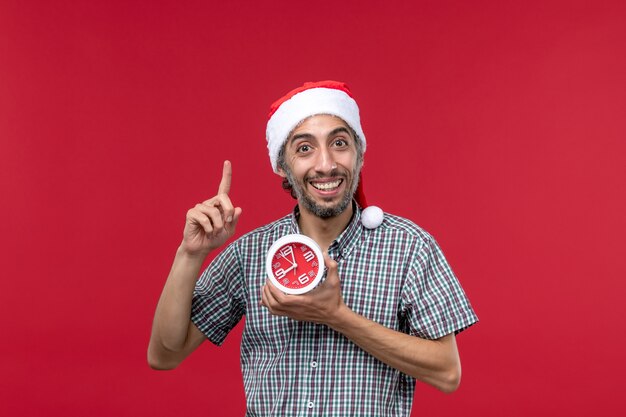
[{"x1": 218, "y1": 160, "x2": 232, "y2": 195}]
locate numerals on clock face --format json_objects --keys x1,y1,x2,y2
[
  {"x1": 271, "y1": 243, "x2": 320, "y2": 290},
  {"x1": 265, "y1": 234, "x2": 325, "y2": 294}
]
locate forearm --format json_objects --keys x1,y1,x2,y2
[
  {"x1": 149, "y1": 246, "x2": 206, "y2": 355},
  {"x1": 328, "y1": 307, "x2": 461, "y2": 393},
  {"x1": 148, "y1": 161, "x2": 241, "y2": 369}
]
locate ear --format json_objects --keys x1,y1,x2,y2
[{"x1": 276, "y1": 166, "x2": 287, "y2": 178}]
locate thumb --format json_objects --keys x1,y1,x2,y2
[
  {"x1": 228, "y1": 207, "x2": 243, "y2": 230},
  {"x1": 323, "y1": 253, "x2": 339, "y2": 282}
]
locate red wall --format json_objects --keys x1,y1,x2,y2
[{"x1": 2, "y1": 1, "x2": 625, "y2": 416}]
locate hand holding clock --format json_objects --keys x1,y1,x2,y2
[
  {"x1": 181, "y1": 160, "x2": 243, "y2": 257},
  {"x1": 261, "y1": 253, "x2": 346, "y2": 326}
]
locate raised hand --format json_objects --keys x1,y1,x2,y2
[{"x1": 181, "y1": 160, "x2": 242, "y2": 257}]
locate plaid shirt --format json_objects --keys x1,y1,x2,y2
[{"x1": 191, "y1": 205, "x2": 478, "y2": 416}]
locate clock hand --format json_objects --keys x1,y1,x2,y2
[
  {"x1": 290, "y1": 245, "x2": 297, "y2": 266},
  {"x1": 290, "y1": 245, "x2": 298, "y2": 273},
  {"x1": 280, "y1": 251, "x2": 294, "y2": 266},
  {"x1": 282, "y1": 264, "x2": 296, "y2": 274}
]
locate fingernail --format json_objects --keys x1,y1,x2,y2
[{"x1": 227, "y1": 216, "x2": 233, "y2": 222}]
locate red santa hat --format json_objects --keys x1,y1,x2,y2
[{"x1": 266, "y1": 80, "x2": 370, "y2": 207}]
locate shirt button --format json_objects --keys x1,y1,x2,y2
[
  {"x1": 307, "y1": 401, "x2": 314, "y2": 409},
  {"x1": 310, "y1": 360, "x2": 318, "y2": 368}
]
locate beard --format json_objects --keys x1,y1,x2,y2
[{"x1": 283, "y1": 166, "x2": 360, "y2": 219}]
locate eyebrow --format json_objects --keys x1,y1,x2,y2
[
  {"x1": 288, "y1": 127, "x2": 353, "y2": 145},
  {"x1": 289, "y1": 132, "x2": 315, "y2": 144},
  {"x1": 328, "y1": 127, "x2": 353, "y2": 139}
]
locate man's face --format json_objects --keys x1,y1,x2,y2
[{"x1": 278, "y1": 114, "x2": 362, "y2": 219}]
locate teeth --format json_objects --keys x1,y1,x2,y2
[{"x1": 312, "y1": 180, "x2": 341, "y2": 190}]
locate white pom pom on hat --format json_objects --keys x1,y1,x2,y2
[
  {"x1": 266, "y1": 80, "x2": 383, "y2": 229},
  {"x1": 361, "y1": 206, "x2": 384, "y2": 229}
]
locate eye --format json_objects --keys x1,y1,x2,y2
[
  {"x1": 333, "y1": 138, "x2": 348, "y2": 147},
  {"x1": 296, "y1": 144, "x2": 312, "y2": 153}
]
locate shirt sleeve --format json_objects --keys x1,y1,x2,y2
[
  {"x1": 400, "y1": 234, "x2": 478, "y2": 340},
  {"x1": 191, "y1": 242, "x2": 246, "y2": 346}
]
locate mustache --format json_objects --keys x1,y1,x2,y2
[{"x1": 304, "y1": 168, "x2": 347, "y2": 182}]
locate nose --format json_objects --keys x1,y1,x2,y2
[{"x1": 314, "y1": 145, "x2": 336, "y2": 173}]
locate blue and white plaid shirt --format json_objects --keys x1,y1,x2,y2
[{"x1": 192, "y1": 205, "x2": 478, "y2": 416}]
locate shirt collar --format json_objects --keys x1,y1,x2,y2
[{"x1": 289, "y1": 201, "x2": 364, "y2": 260}]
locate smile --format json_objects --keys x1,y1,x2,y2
[{"x1": 310, "y1": 179, "x2": 343, "y2": 191}]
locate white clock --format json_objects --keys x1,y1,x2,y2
[{"x1": 265, "y1": 234, "x2": 325, "y2": 295}]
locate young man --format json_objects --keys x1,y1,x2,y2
[{"x1": 148, "y1": 81, "x2": 478, "y2": 416}]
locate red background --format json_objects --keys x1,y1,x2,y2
[{"x1": 2, "y1": 1, "x2": 625, "y2": 416}]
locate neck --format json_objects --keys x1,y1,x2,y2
[{"x1": 297, "y1": 202, "x2": 354, "y2": 253}]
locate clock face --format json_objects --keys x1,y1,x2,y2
[{"x1": 266, "y1": 234, "x2": 325, "y2": 295}]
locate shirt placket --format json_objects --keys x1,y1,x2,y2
[{"x1": 294, "y1": 321, "x2": 322, "y2": 415}]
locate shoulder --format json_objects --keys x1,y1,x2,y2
[
  {"x1": 374, "y1": 211, "x2": 436, "y2": 246},
  {"x1": 377, "y1": 213, "x2": 456, "y2": 276}
]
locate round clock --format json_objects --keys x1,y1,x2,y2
[{"x1": 265, "y1": 234, "x2": 325, "y2": 295}]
